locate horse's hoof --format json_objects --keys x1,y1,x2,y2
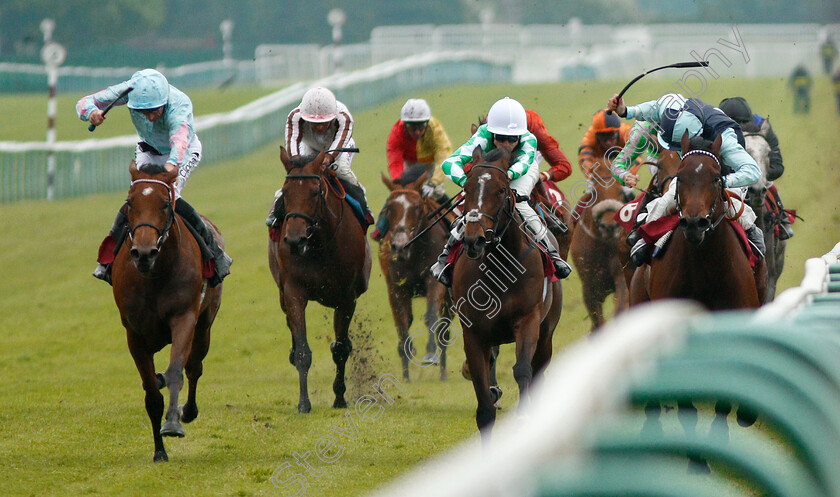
[
  {"x1": 288, "y1": 347, "x2": 295, "y2": 366},
  {"x1": 333, "y1": 398, "x2": 348, "y2": 409},
  {"x1": 156, "y1": 373, "x2": 166, "y2": 390},
  {"x1": 160, "y1": 421, "x2": 185, "y2": 437},
  {"x1": 298, "y1": 402, "x2": 311, "y2": 414},
  {"x1": 179, "y1": 404, "x2": 198, "y2": 424},
  {"x1": 460, "y1": 361, "x2": 472, "y2": 381},
  {"x1": 421, "y1": 352, "x2": 439, "y2": 365},
  {"x1": 490, "y1": 386, "x2": 503, "y2": 409},
  {"x1": 153, "y1": 450, "x2": 169, "y2": 462},
  {"x1": 736, "y1": 407, "x2": 757, "y2": 427}
]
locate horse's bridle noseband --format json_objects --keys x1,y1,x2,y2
[
  {"x1": 128, "y1": 178, "x2": 175, "y2": 249},
  {"x1": 283, "y1": 173, "x2": 324, "y2": 237},
  {"x1": 464, "y1": 164, "x2": 514, "y2": 243},
  {"x1": 675, "y1": 150, "x2": 727, "y2": 233}
]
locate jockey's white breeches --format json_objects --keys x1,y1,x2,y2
[
  {"x1": 135, "y1": 136, "x2": 202, "y2": 199},
  {"x1": 644, "y1": 179, "x2": 757, "y2": 229}
]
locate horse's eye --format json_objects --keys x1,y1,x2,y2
[{"x1": 498, "y1": 188, "x2": 506, "y2": 196}]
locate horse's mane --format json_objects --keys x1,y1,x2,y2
[
  {"x1": 479, "y1": 147, "x2": 508, "y2": 164},
  {"x1": 395, "y1": 165, "x2": 426, "y2": 186},
  {"x1": 290, "y1": 153, "x2": 320, "y2": 171},
  {"x1": 688, "y1": 136, "x2": 713, "y2": 152},
  {"x1": 139, "y1": 164, "x2": 168, "y2": 175}
]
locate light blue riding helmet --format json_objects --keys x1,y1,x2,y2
[
  {"x1": 127, "y1": 69, "x2": 170, "y2": 110},
  {"x1": 655, "y1": 93, "x2": 703, "y2": 151}
]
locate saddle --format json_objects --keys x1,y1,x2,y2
[{"x1": 765, "y1": 186, "x2": 797, "y2": 238}]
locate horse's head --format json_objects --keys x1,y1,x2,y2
[
  {"x1": 676, "y1": 132, "x2": 726, "y2": 245},
  {"x1": 126, "y1": 162, "x2": 177, "y2": 273},
  {"x1": 280, "y1": 146, "x2": 328, "y2": 255},
  {"x1": 744, "y1": 134, "x2": 771, "y2": 211},
  {"x1": 380, "y1": 171, "x2": 428, "y2": 260},
  {"x1": 461, "y1": 147, "x2": 513, "y2": 259}
]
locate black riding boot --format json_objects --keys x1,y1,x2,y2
[
  {"x1": 175, "y1": 198, "x2": 233, "y2": 287},
  {"x1": 746, "y1": 226, "x2": 765, "y2": 259},
  {"x1": 774, "y1": 194, "x2": 794, "y2": 240},
  {"x1": 93, "y1": 204, "x2": 129, "y2": 284},
  {"x1": 266, "y1": 193, "x2": 285, "y2": 228}
]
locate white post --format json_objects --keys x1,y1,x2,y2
[
  {"x1": 220, "y1": 19, "x2": 234, "y2": 66},
  {"x1": 327, "y1": 8, "x2": 346, "y2": 74},
  {"x1": 40, "y1": 19, "x2": 65, "y2": 201}
]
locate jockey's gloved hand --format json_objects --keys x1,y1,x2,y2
[
  {"x1": 421, "y1": 184, "x2": 434, "y2": 197},
  {"x1": 539, "y1": 171, "x2": 551, "y2": 182}
]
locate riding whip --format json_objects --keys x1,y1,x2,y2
[
  {"x1": 88, "y1": 86, "x2": 133, "y2": 132},
  {"x1": 606, "y1": 61, "x2": 710, "y2": 115},
  {"x1": 404, "y1": 195, "x2": 465, "y2": 249}
]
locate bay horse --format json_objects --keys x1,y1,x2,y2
[
  {"x1": 629, "y1": 133, "x2": 768, "y2": 309},
  {"x1": 570, "y1": 157, "x2": 628, "y2": 332},
  {"x1": 268, "y1": 147, "x2": 372, "y2": 413},
  {"x1": 616, "y1": 150, "x2": 682, "y2": 288},
  {"x1": 113, "y1": 162, "x2": 223, "y2": 462},
  {"x1": 378, "y1": 171, "x2": 452, "y2": 381},
  {"x1": 454, "y1": 146, "x2": 562, "y2": 438},
  {"x1": 744, "y1": 133, "x2": 786, "y2": 302}
]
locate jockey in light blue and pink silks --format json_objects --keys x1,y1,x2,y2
[{"x1": 76, "y1": 75, "x2": 201, "y2": 199}]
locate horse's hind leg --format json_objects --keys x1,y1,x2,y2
[
  {"x1": 161, "y1": 313, "x2": 198, "y2": 438},
  {"x1": 181, "y1": 308, "x2": 216, "y2": 424},
  {"x1": 127, "y1": 332, "x2": 168, "y2": 462},
  {"x1": 331, "y1": 301, "x2": 356, "y2": 409}
]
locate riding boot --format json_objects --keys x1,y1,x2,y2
[
  {"x1": 93, "y1": 205, "x2": 129, "y2": 284},
  {"x1": 630, "y1": 239, "x2": 650, "y2": 266},
  {"x1": 341, "y1": 180, "x2": 375, "y2": 225},
  {"x1": 430, "y1": 221, "x2": 464, "y2": 288},
  {"x1": 265, "y1": 191, "x2": 285, "y2": 228},
  {"x1": 746, "y1": 226, "x2": 766, "y2": 259},
  {"x1": 542, "y1": 238, "x2": 572, "y2": 279},
  {"x1": 176, "y1": 198, "x2": 233, "y2": 287},
  {"x1": 370, "y1": 203, "x2": 389, "y2": 242},
  {"x1": 774, "y1": 193, "x2": 794, "y2": 240}
]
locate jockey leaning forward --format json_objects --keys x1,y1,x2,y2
[
  {"x1": 371, "y1": 98, "x2": 453, "y2": 241},
  {"x1": 607, "y1": 92, "x2": 765, "y2": 266},
  {"x1": 266, "y1": 86, "x2": 374, "y2": 229},
  {"x1": 429, "y1": 97, "x2": 573, "y2": 286},
  {"x1": 78, "y1": 68, "x2": 232, "y2": 286}
]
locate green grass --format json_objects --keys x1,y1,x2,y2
[{"x1": 0, "y1": 76, "x2": 838, "y2": 496}]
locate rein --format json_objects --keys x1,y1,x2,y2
[
  {"x1": 464, "y1": 164, "x2": 516, "y2": 245},
  {"x1": 128, "y1": 179, "x2": 176, "y2": 249},
  {"x1": 282, "y1": 171, "x2": 344, "y2": 248},
  {"x1": 675, "y1": 150, "x2": 732, "y2": 233}
]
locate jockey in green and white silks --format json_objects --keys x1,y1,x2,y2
[
  {"x1": 607, "y1": 92, "x2": 765, "y2": 264},
  {"x1": 430, "y1": 97, "x2": 572, "y2": 286}
]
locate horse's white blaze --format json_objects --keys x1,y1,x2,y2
[
  {"x1": 477, "y1": 173, "x2": 492, "y2": 209},
  {"x1": 142, "y1": 187, "x2": 153, "y2": 196},
  {"x1": 394, "y1": 194, "x2": 412, "y2": 226}
]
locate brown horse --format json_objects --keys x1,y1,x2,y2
[
  {"x1": 378, "y1": 172, "x2": 452, "y2": 381},
  {"x1": 113, "y1": 162, "x2": 223, "y2": 462},
  {"x1": 454, "y1": 147, "x2": 562, "y2": 438},
  {"x1": 617, "y1": 150, "x2": 682, "y2": 288},
  {"x1": 570, "y1": 158, "x2": 628, "y2": 332},
  {"x1": 268, "y1": 147, "x2": 372, "y2": 413},
  {"x1": 629, "y1": 134, "x2": 767, "y2": 309}
]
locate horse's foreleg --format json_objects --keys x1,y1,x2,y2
[
  {"x1": 182, "y1": 308, "x2": 216, "y2": 424},
  {"x1": 388, "y1": 288, "x2": 414, "y2": 381},
  {"x1": 464, "y1": 333, "x2": 495, "y2": 441},
  {"x1": 425, "y1": 282, "x2": 449, "y2": 379},
  {"x1": 161, "y1": 313, "x2": 197, "y2": 438},
  {"x1": 331, "y1": 301, "x2": 356, "y2": 409},
  {"x1": 285, "y1": 292, "x2": 311, "y2": 413},
  {"x1": 512, "y1": 313, "x2": 540, "y2": 412},
  {"x1": 127, "y1": 332, "x2": 167, "y2": 462}
]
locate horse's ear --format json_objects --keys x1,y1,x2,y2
[
  {"x1": 471, "y1": 146, "x2": 483, "y2": 166},
  {"x1": 680, "y1": 130, "x2": 691, "y2": 155},
  {"x1": 470, "y1": 123, "x2": 478, "y2": 135},
  {"x1": 381, "y1": 172, "x2": 396, "y2": 191},
  {"x1": 280, "y1": 146, "x2": 293, "y2": 172},
  {"x1": 712, "y1": 134, "x2": 722, "y2": 157},
  {"x1": 408, "y1": 171, "x2": 429, "y2": 192},
  {"x1": 315, "y1": 149, "x2": 329, "y2": 173},
  {"x1": 129, "y1": 160, "x2": 139, "y2": 179}
]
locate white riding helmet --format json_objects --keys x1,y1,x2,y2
[
  {"x1": 400, "y1": 98, "x2": 431, "y2": 122},
  {"x1": 127, "y1": 69, "x2": 170, "y2": 110},
  {"x1": 300, "y1": 87, "x2": 338, "y2": 122},
  {"x1": 486, "y1": 97, "x2": 528, "y2": 136}
]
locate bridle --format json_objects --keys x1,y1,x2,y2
[
  {"x1": 282, "y1": 170, "x2": 343, "y2": 246},
  {"x1": 385, "y1": 188, "x2": 427, "y2": 242},
  {"x1": 463, "y1": 164, "x2": 515, "y2": 244},
  {"x1": 675, "y1": 149, "x2": 729, "y2": 233},
  {"x1": 127, "y1": 178, "x2": 175, "y2": 250}
]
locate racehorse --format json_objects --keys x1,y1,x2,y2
[
  {"x1": 454, "y1": 146, "x2": 562, "y2": 438},
  {"x1": 113, "y1": 162, "x2": 223, "y2": 462},
  {"x1": 570, "y1": 157, "x2": 628, "y2": 332},
  {"x1": 268, "y1": 147, "x2": 372, "y2": 413},
  {"x1": 378, "y1": 171, "x2": 452, "y2": 381},
  {"x1": 616, "y1": 150, "x2": 682, "y2": 288},
  {"x1": 744, "y1": 133, "x2": 786, "y2": 302},
  {"x1": 629, "y1": 133, "x2": 768, "y2": 309}
]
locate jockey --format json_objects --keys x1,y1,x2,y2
[
  {"x1": 719, "y1": 96, "x2": 794, "y2": 240},
  {"x1": 577, "y1": 109, "x2": 638, "y2": 203},
  {"x1": 371, "y1": 98, "x2": 453, "y2": 241},
  {"x1": 429, "y1": 97, "x2": 573, "y2": 286},
  {"x1": 526, "y1": 109, "x2": 573, "y2": 186},
  {"x1": 78, "y1": 68, "x2": 232, "y2": 286},
  {"x1": 266, "y1": 86, "x2": 374, "y2": 228},
  {"x1": 607, "y1": 92, "x2": 765, "y2": 265}
]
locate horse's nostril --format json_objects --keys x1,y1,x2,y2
[
  {"x1": 149, "y1": 249, "x2": 159, "y2": 259},
  {"x1": 130, "y1": 248, "x2": 140, "y2": 260}
]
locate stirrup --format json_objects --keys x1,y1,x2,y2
[
  {"x1": 430, "y1": 261, "x2": 452, "y2": 287},
  {"x1": 630, "y1": 240, "x2": 649, "y2": 266},
  {"x1": 550, "y1": 255, "x2": 572, "y2": 279},
  {"x1": 93, "y1": 263, "x2": 112, "y2": 285},
  {"x1": 778, "y1": 222, "x2": 794, "y2": 241}
]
